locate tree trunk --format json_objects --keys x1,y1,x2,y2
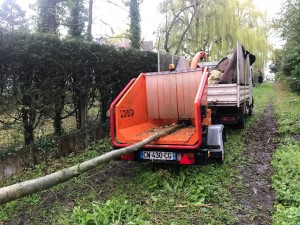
[
  {"x1": 53, "y1": 109, "x2": 63, "y2": 136},
  {"x1": 53, "y1": 89, "x2": 65, "y2": 136},
  {"x1": 38, "y1": 0, "x2": 67, "y2": 33},
  {"x1": 129, "y1": 0, "x2": 141, "y2": 49},
  {"x1": 87, "y1": 0, "x2": 93, "y2": 41},
  {"x1": 80, "y1": 94, "x2": 89, "y2": 148},
  {"x1": 0, "y1": 124, "x2": 183, "y2": 205},
  {"x1": 21, "y1": 101, "x2": 36, "y2": 146}
]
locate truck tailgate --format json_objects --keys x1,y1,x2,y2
[{"x1": 208, "y1": 84, "x2": 250, "y2": 107}]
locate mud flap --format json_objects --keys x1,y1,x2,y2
[
  {"x1": 195, "y1": 150, "x2": 209, "y2": 165},
  {"x1": 207, "y1": 124, "x2": 225, "y2": 162}
]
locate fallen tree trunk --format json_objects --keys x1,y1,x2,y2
[{"x1": 0, "y1": 124, "x2": 183, "y2": 205}]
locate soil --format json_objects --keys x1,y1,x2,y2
[{"x1": 233, "y1": 102, "x2": 279, "y2": 225}]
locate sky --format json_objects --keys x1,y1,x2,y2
[
  {"x1": 253, "y1": 0, "x2": 284, "y2": 48},
  {"x1": 0, "y1": 0, "x2": 284, "y2": 44},
  {"x1": 88, "y1": 0, "x2": 164, "y2": 41}
]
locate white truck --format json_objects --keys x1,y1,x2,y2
[{"x1": 204, "y1": 43, "x2": 256, "y2": 128}]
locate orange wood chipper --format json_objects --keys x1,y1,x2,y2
[{"x1": 110, "y1": 54, "x2": 225, "y2": 165}]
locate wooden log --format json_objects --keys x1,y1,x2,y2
[{"x1": 0, "y1": 124, "x2": 184, "y2": 205}]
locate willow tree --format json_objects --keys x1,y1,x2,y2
[{"x1": 157, "y1": 0, "x2": 268, "y2": 68}]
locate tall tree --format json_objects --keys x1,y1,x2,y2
[
  {"x1": 126, "y1": 0, "x2": 141, "y2": 49},
  {"x1": 64, "y1": 0, "x2": 87, "y2": 37},
  {"x1": 62, "y1": 0, "x2": 90, "y2": 143},
  {"x1": 36, "y1": 0, "x2": 66, "y2": 33},
  {"x1": 87, "y1": 0, "x2": 93, "y2": 41},
  {"x1": 35, "y1": 0, "x2": 90, "y2": 135},
  {"x1": 0, "y1": 0, "x2": 28, "y2": 32}
]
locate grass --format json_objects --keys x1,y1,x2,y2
[
  {"x1": 271, "y1": 83, "x2": 300, "y2": 225},
  {"x1": 0, "y1": 83, "x2": 276, "y2": 224}
]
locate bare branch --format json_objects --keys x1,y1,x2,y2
[{"x1": 106, "y1": 0, "x2": 129, "y2": 13}]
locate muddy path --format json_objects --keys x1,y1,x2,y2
[{"x1": 233, "y1": 102, "x2": 279, "y2": 225}]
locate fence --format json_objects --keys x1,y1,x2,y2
[
  {"x1": 0, "y1": 106, "x2": 100, "y2": 150},
  {"x1": 0, "y1": 124, "x2": 108, "y2": 178}
]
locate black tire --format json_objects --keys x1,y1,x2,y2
[
  {"x1": 237, "y1": 111, "x2": 246, "y2": 129},
  {"x1": 248, "y1": 105, "x2": 253, "y2": 117},
  {"x1": 248, "y1": 98, "x2": 254, "y2": 117}
]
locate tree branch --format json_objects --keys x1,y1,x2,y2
[{"x1": 0, "y1": 123, "x2": 184, "y2": 205}]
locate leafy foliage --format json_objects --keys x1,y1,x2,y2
[
  {"x1": 273, "y1": 204, "x2": 300, "y2": 225},
  {"x1": 274, "y1": 89, "x2": 300, "y2": 134},
  {"x1": 272, "y1": 139, "x2": 300, "y2": 203},
  {"x1": 127, "y1": 0, "x2": 141, "y2": 49},
  {"x1": 60, "y1": 197, "x2": 149, "y2": 225},
  {"x1": 271, "y1": 83, "x2": 300, "y2": 224},
  {"x1": 273, "y1": 0, "x2": 300, "y2": 92},
  {"x1": 0, "y1": 32, "x2": 157, "y2": 146},
  {"x1": 0, "y1": 0, "x2": 28, "y2": 32},
  {"x1": 157, "y1": 0, "x2": 268, "y2": 68},
  {"x1": 62, "y1": 0, "x2": 87, "y2": 37},
  {"x1": 272, "y1": 139, "x2": 300, "y2": 224},
  {"x1": 35, "y1": 0, "x2": 65, "y2": 33}
]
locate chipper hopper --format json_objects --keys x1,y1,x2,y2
[{"x1": 110, "y1": 66, "x2": 225, "y2": 165}]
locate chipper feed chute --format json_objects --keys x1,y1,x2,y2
[{"x1": 110, "y1": 68, "x2": 225, "y2": 165}]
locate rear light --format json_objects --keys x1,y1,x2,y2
[
  {"x1": 121, "y1": 153, "x2": 135, "y2": 161},
  {"x1": 177, "y1": 153, "x2": 182, "y2": 162},
  {"x1": 179, "y1": 153, "x2": 195, "y2": 165},
  {"x1": 220, "y1": 116, "x2": 236, "y2": 122}
]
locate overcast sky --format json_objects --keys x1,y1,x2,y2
[{"x1": 0, "y1": 0, "x2": 284, "y2": 44}]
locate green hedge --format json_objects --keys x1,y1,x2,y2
[{"x1": 0, "y1": 32, "x2": 157, "y2": 146}]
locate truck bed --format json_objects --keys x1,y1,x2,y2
[{"x1": 208, "y1": 83, "x2": 251, "y2": 107}]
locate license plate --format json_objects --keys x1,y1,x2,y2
[{"x1": 141, "y1": 151, "x2": 176, "y2": 161}]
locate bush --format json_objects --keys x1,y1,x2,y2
[{"x1": 0, "y1": 32, "x2": 157, "y2": 147}]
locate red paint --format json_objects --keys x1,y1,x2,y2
[{"x1": 110, "y1": 78, "x2": 136, "y2": 146}]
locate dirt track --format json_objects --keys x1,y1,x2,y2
[{"x1": 233, "y1": 103, "x2": 278, "y2": 224}]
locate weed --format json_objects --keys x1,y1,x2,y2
[
  {"x1": 59, "y1": 196, "x2": 150, "y2": 225},
  {"x1": 271, "y1": 82, "x2": 300, "y2": 224}
]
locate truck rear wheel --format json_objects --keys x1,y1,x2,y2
[
  {"x1": 248, "y1": 98, "x2": 254, "y2": 117},
  {"x1": 248, "y1": 105, "x2": 253, "y2": 117},
  {"x1": 237, "y1": 111, "x2": 246, "y2": 129}
]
